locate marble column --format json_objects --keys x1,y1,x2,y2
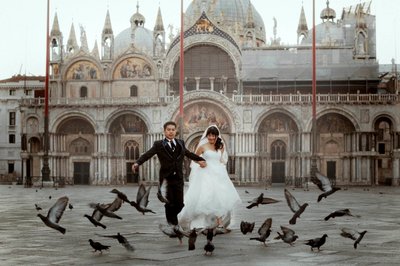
[
  {"x1": 209, "y1": 77, "x2": 215, "y2": 91},
  {"x1": 195, "y1": 77, "x2": 200, "y2": 90}
]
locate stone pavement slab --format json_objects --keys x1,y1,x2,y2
[{"x1": 0, "y1": 184, "x2": 399, "y2": 265}]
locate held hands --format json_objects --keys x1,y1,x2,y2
[
  {"x1": 132, "y1": 163, "x2": 139, "y2": 173},
  {"x1": 198, "y1": 161, "x2": 207, "y2": 168}
]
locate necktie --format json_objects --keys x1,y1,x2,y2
[{"x1": 169, "y1": 140, "x2": 176, "y2": 152}]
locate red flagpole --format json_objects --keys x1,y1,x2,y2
[
  {"x1": 311, "y1": 0, "x2": 318, "y2": 176},
  {"x1": 179, "y1": 0, "x2": 184, "y2": 138}
]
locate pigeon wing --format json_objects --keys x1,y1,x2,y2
[
  {"x1": 281, "y1": 225, "x2": 295, "y2": 238},
  {"x1": 258, "y1": 218, "x2": 272, "y2": 237},
  {"x1": 284, "y1": 189, "x2": 301, "y2": 212},
  {"x1": 107, "y1": 197, "x2": 123, "y2": 212},
  {"x1": 313, "y1": 172, "x2": 332, "y2": 192},
  {"x1": 340, "y1": 228, "x2": 358, "y2": 240},
  {"x1": 138, "y1": 185, "x2": 152, "y2": 208},
  {"x1": 261, "y1": 197, "x2": 280, "y2": 204},
  {"x1": 47, "y1": 196, "x2": 68, "y2": 223}
]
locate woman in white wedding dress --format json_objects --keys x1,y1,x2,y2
[{"x1": 178, "y1": 125, "x2": 241, "y2": 230}]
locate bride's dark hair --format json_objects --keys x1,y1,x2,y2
[{"x1": 206, "y1": 126, "x2": 224, "y2": 150}]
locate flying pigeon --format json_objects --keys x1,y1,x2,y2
[
  {"x1": 284, "y1": 188, "x2": 309, "y2": 224},
  {"x1": 130, "y1": 184, "x2": 156, "y2": 214},
  {"x1": 110, "y1": 188, "x2": 131, "y2": 204},
  {"x1": 89, "y1": 202, "x2": 123, "y2": 220},
  {"x1": 91, "y1": 197, "x2": 123, "y2": 222},
  {"x1": 240, "y1": 221, "x2": 255, "y2": 235},
  {"x1": 324, "y1": 208, "x2": 358, "y2": 221},
  {"x1": 159, "y1": 224, "x2": 188, "y2": 244},
  {"x1": 157, "y1": 181, "x2": 169, "y2": 204},
  {"x1": 249, "y1": 218, "x2": 272, "y2": 246},
  {"x1": 84, "y1": 214, "x2": 107, "y2": 229},
  {"x1": 246, "y1": 193, "x2": 280, "y2": 209},
  {"x1": 37, "y1": 196, "x2": 69, "y2": 234},
  {"x1": 311, "y1": 172, "x2": 341, "y2": 202},
  {"x1": 340, "y1": 228, "x2": 367, "y2": 249},
  {"x1": 304, "y1": 234, "x2": 328, "y2": 251},
  {"x1": 35, "y1": 204, "x2": 42, "y2": 211},
  {"x1": 88, "y1": 239, "x2": 110, "y2": 254},
  {"x1": 274, "y1": 225, "x2": 298, "y2": 246},
  {"x1": 98, "y1": 232, "x2": 134, "y2": 252}
]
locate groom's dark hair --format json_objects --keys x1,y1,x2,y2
[{"x1": 163, "y1": 121, "x2": 177, "y2": 130}]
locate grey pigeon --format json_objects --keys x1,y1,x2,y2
[
  {"x1": 98, "y1": 232, "x2": 134, "y2": 252},
  {"x1": 284, "y1": 188, "x2": 309, "y2": 224},
  {"x1": 35, "y1": 204, "x2": 42, "y2": 211},
  {"x1": 204, "y1": 228, "x2": 216, "y2": 255},
  {"x1": 84, "y1": 214, "x2": 107, "y2": 229},
  {"x1": 159, "y1": 224, "x2": 188, "y2": 244},
  {"x1": 240, "y1": 221, "x2": 255, "y2": 235},
  {"x1": 88, "y1": 239, "x2": 110, "y2": 253},
  {"x1": 274, "y1": 225, "x2": 298, "y2": 246},
  {"x1": 37, "y1": 196, "x2": 69, "y2": 234},
  {"x1": 130, "y1": 184, "x2": 156, "y2": 214},
  {"x1": 304, "y1": 234, "x2": 328, "y2": 251},
  {"x1": 324, "y1": 208, "x2": 358, "y2": 221},
  {"x1": 92, "y1": 197, "x2": 123, "y2": 221},
  {"x1": 89, "y1": 202, "x2": 123, "y2": 220},
  {"x1": 249, "y1": 218, "x2": 272, "y2": 246},
  {"x1": 340, "y1": 228, "x2": 367, "y2": 249},
  {"x1": 311, "y1": 172, "x2": 341, "y2": 202},
  {"x1": 110, "y1": 188, "x2": 131, "y2": 203},
  {"x1": 246, "y1": 193, "x2": 280, "y2": 209}
]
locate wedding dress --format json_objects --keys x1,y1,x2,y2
[{"x1": 178, "y1": 149, "x2": 241, "y2": 230}]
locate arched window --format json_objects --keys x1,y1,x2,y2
[
  {"x1": 271, "y1": 140, "x2": 286, "y2": 160},
  {"x1": 80, "y1": 86, "x2": 88, "y2": 98},
  {"x1": 69, "y1": 138, "x2": 91, "y2": 155},
  {"x1": 125, "y1": 140, "x2": 140, "y2": 160},
  {"x1": 130, "y1": 85, "x2": 138, "y2": 97}
]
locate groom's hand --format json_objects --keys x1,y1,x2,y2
[
  {"x1": 198, "y1": 161, "x2": 207, "y2": 168},
  {"x1": 132, "y1": 163, "x2": 139, "y2": 172}
]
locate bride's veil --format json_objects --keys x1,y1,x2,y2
[{"x1": 190, "y1": 125, "x2": 228, "y2": 168}]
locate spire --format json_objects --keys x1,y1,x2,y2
[
  {"x1": 50, "y1": 13, "x2": 61, "y2": 36},
  {"x1": 154, "y1": 6, "x2": 164, "y2": 32},
  {"x1": 130, "y1": 1, "x2": 145, "y2": 29},
  {"x1": 102, "y1": 9, "x2": 113, "y2": 35},
  {"x1": 297, "y1": 5, "x2": 308, "y2": 34},
  {"x1": 79, "y1": 25, "x2": 89, "y2": 52},
  {"x1": 91, "y1": 40, "x2": 100, "y2": 59},
  {"x1": 66, "y1": 23, "x2": 78, "y2": 54},
  {"x1": 245, "y1": 1, "x2": 255, "y2": 28}
]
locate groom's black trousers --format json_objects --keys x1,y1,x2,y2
[{"x1": 165, "y1": 173, "x2": 184, "y2": 226}]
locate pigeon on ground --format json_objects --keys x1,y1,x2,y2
[
  {"x1": 88, "y1": 239, "x2": 110, "y2": 254},
  {"x1": 284, "y1": 188, "x2": 309, "y2": 225},
  {"x1": 110, "y1": 188, "x2": 131, "y2": 204},
  {"x1": 98, "y1": 232, "x2": 134, "y2": 252},
  {"x1": 188, "y1": 228, "x2": 198, "y2": 251},
  {"x1": 37, "y1": 196, "x2": 69, "y2": 234},
  {"x1": 89, "y1": 202, "x2": 123, "y2": 220},
  {"x1": 240, "y1": 221, "x2": 255, "y2": 235},
  {"x1": 35, "y1": 204, "x2": 42, "y2": 211},
  {"x1": 246, "y1": 193, "x2": 280, "y2": 209},
  {"x1": 340, "y1": 228, "x2": 367, "y2": 249},
  {"x1": 204, "y1": 227, "x2": 216, "y2": 255},
  {"x1": 245, "y1": 190, "x2": 249, "y2": 194},
  {"x1": 304, "y1": 234, "x2": 328, "y2": 251},
  {"x1": 249, "y1": 218, "x2": 272, "y2": 246},
  {"x1": 68, "y1": 203, "x2": 73, "y2": 210},
  {"x1": 311, "y1": 172, "x2": 341, "y2": 202},
  {"x1": 274, "y1": 226, "x2": 298, "y2": 246},
  {"x1": 84, "y1": 214, "x2": 107, "y2": 229},
  {"x1": 91, "y1": 197, "x2": 123, "y2": 222},
  {"x1": 324, "y1": 208, "x2": 358, "y2": 221},
  {"x1": 130, "y1": 184, "x2": 156, "y2": 214},
  {"x1": 159, "y1": 224, "x2": 188, "y2": 244}
]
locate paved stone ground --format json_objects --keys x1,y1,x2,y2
[{"x1": 1, "y1": 184, "x2": 399, "y2": 266}]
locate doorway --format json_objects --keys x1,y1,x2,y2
[
  {"x1": 73, "y1": 162, "x2": 90, "y2": 184},
  {"x1": 327, "y1": 161, "x2": 336, "y2": 181},
  {"x1": 271, "y1": 162, "x2": 285, "y2": 183},
  {"x1": 126, "y1": 162, "x2": 139, "y2": 183}
]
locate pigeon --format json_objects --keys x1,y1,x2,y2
[
  {"x1": 92, "y1": 197, "x2": 123, "y2": 222},
  {"x1": 98, "y1": 232, "x2": 134, "y2": 252},
  {"x1": 284, "y1": 188, "x2": 309, "y2": 224},
  {"x1": 88, "y1": 239, "x2": 110, "y2": 254},
  {"x1": 157, "y1": 181, "x2": 169, "y2": 204},
  {"x1": 110, "y1": 188, "x2": 131, "y2": 203},
  {"x1": 68, "y1": 203, "x2": 73, "y2": 210},
  {"x1": 240, "y1": 221, "x2": 255, "y2": 235},
  {"x1": 245, "y1": 190, "x2": 249, "y2": 194},
  {"x1": 188, "y1": 228, "x2": 198, "y2": 251},
  {"x1": 35, "y1": 204, "x2": 42, "y2": 211},
  {"x1": 304, "y1": 234, "x2": 328, "y2": 251},
  {"x1": 204, "y1": 228, "x2": 216, "y2": 255},
  {"x1": 324, "y1": 208, "x2": 358, "y2": 221},
  {"x1": 130, "y1": 184, "x2": 156, "y2": 214},
  {"x1": 48, "y1": 195, "x2": 52, "y2": 200},
  {"x1": 37, "y1": 196, "x2": 69, "y2": 234},
  {"x1": 340, "y1": 228, "x2": 367, "y2": 249},
  {"x1": 274, "y1": 226, "x2": 298, "y2": 246},
  {"x1": 249, "y1": 218, "x2": 272, "y2": 246},
  {"x1": 246, "y1": 193, "x2": 280, "y2": 209},
  {"x1": 311, "y1": 172, "x2": 341, "y2": 202},
  {"x1": 84, "y1": 214, "x2": 107, "y2": 229},
  {"x1": 89, "y1": 202, "x2": 123, "y2": 220},
  {"x1": 159, "y1": 224, "x2": 188, "y2": 244}
]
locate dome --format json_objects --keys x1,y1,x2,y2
[
  {"x1": 301, "y1": 21, "x2": 344, "y2": 46},
  {"x1": 114, "y1": 26, "x2": 153, "y2": 56},
  {"x1": 185, "y1": 0, "x2": 266, "y2": 43},
  {"x1": 320, "y1": 1, "x2": 336, "y2": 21}
]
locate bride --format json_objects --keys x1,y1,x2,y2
[{"x1": 178, "y1": 125, "x2": 241, "y2": 230}]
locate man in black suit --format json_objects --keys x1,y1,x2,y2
[{"x1": 133, "y1": 121, "x2": 206, "y2": 227}]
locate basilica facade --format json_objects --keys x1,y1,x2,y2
[{"x1": 18, "y1": 0, "x2": 400, "y2": 186}]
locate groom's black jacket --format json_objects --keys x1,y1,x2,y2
[{"x1": 135, "y1": 138, "x2": 205, "y2": 183}]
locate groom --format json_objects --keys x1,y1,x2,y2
[{"x1": 133, "y1": 121, "x2": 207, "y2": 228}]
